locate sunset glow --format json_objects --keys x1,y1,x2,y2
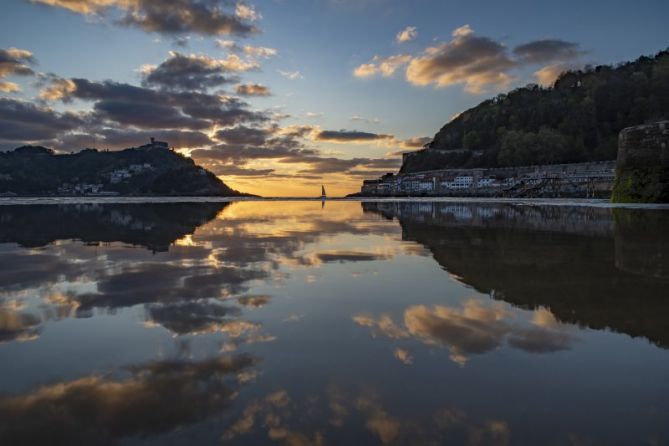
[{"x1": 1, "y1": 0, "x2": 667, "y2": 196}]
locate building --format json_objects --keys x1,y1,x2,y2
[
  {"x1": 360, "y1": 160, "x2": 616, "y2": 198},
  {"x1": 138, "y1": 138, "x2": 169, "y2": 151}
]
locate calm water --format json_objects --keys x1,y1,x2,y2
[{"x1": 0, "y1": 200, "x2": 668, "y2": 445}]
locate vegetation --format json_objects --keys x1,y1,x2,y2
[
  {"x1": 401, "y1": 49, "x2": 669, "y2": 173},
  {"x1": 612, "y1": 167, "x2": 669, "y2": 203},
  {"x1": 0, "y1": 144, "x2": 243, "y2": 196}
]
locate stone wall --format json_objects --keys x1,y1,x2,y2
[{"x1": 612, "y1": 121, "x2": 669, "y2": 203}]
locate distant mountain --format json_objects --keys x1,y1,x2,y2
[
  {"x1": 401, "y1": 49, "x2": 669, "y2": 173},
  {"x1": 0, "y1": 140, "x2": 246, "y2": 196}
]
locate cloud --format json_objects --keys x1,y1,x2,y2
[
  {"x1": 278, "y1": 69, "x2": 302, "y2": 80},
  {"x1": 393, "y1": 347, "x2": 413, "y2": 365},
  {"x1": 0, "y1": 47, "x2": 35, "y2": 78},
  {"x1": 513, "y1": 39, "x2": 581, "y2": 64},
  {"x1": 242, "y1": 45, "x2": 277, "y2": 58},
  {"x1": 355, "y1": 25, "x2": 583, "y2": 94},
  {"x1": 39, "y1": 77, "x2": 268, "y2": 129},
  {"x1": 141, "y1": 51, "x2": 258, "y2": 91},
  {"x1": 209, "y1": 164, "x2": 275, "y2": 176},
  {"x1": 400, "y1": 136, "x2": 431, "y2": 148},
  {"x1": 235, "y1": 2, "x2": 260, "y2": 21},
  {"x1": 405, "y1": 25, "x2": 515, "y2": 93},
  {"x1": 0, "y1": 98, "x2": 84, "y2": 144},
  {"x1": 189, "y1": 123, "x2": 401, "y2": 179},
  {"x1": 86, "y1": 128, "x2": 212, "y2": 149},
  {"x1": 315, "y1": 130, "x2": 394, "y2": 143},
  {"x1": 0, "y1": 81, "x2": 20, "y2": 93},
  {"x1": 94, "y1": 98, "x2": 212, "y2": 129},
  {"x1": 30, "y1": 0, "x2": 259, "y2": 37},
  {"x1": 351, "y1": 115, "x2": 380, "y2": 125},
  {"x1": 353, "y1": 54, "x2": 411, "y2": 78},
  {"x1": 289, "y1": 156, "x2": 400, "y2": 175},
  {"x1": 396, "y1": 26, "x2": 417, "y2": 43},
  {"x1": 534, "y1": 62, "x2": 575, "y2": 86},
  {"x1": 190, "y1": 124, "x2": 317, "y2": 167},
  {"x1": 235, "y1": 83, "x2": 271, "y2": 96},
  {"x1": 37, "y1": 75, "x2": 77, "y2": 101},
  {"x1": 215, "y1": 125, "x2": 275, "y2": 146},
  {"x1": 216, "y1": 40, "x2": 276, "y2": 60}
]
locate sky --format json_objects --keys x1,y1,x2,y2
[{"x1": 0, "y1": 0, "x2": 668, "y2": 197}]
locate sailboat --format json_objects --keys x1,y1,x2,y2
[{"x1": 320, "y1": 185, "x2": 327, "y2": 200}]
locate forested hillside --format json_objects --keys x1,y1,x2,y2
[
  {"x1": 0, "y1": 144, "x2": 243, "y2": 196},
  {"x1": 401, "y1": 49, "x2": 669, "y2": 173}
]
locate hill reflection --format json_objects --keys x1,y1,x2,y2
[
  {"x1": 362, "y1": 202, "x2": 669, "y2": 348},
  {"x1": 0, "y1": 202, "x2": 228, "y2": 251}
]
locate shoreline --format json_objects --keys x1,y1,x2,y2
[{"x1": 1, "y1": 196, "x2": 669, "y2": 209}]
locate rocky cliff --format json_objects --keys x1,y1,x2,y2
[{"x1": 611, "y1": 121, "x2": 669, "y2": 202}]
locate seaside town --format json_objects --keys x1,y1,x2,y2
[{"x1": 361, "y1": 155, "x2": 616, "y2": 198}]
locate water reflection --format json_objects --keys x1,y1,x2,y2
[
  {"x1": 0, "y1": 203, "x2": 227, "y2": 251},
  {"x1": 0, "y1": 200, "x2": 667, "y2": 445},
  {"x1": 0, "y1": 354, "x2": 257, "y2": 445},
  {"x1": 363, "y1": 201, "x2": 669, "y2": 348},
  {"x1": 224, "y1": 388, "x2": 511, "y2": 446},
  {"x1": 354, "y1": 299, "x2": 577, "y2": 365}
]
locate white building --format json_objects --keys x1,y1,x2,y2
[
  {"x1": 477, "y1": 177, "x2": 497, "y2": 188},
  {"x1": 442, "y1": 175, "x2": 474, "y2": 189}
]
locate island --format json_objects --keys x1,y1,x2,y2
[{"x1": 0, "y1": 138, "x2": 246, "y2": 197}]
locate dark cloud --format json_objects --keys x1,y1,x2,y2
[
  {"x1": 315, "y1": 130, "x2": 394, "y2": 143},
  {"x1": 235, "y1": 83, "x2": 271, "y2": 96},
  {"x1": 174, "y1": 92, "x2": 269, "y2": 126},
  {"x1": 39, "y1": 77, "x2": 268, "y2": 131},
  {"x1": 209, "y1": 164, "x2": 275, "y2": 176},
  {"x1": 30, "y1": 0, "x2": 259, "y2": 37},
  {"x1": 513, "y1": 39, "x2": 582, "y2": 64},
  {"x1": 191, "y1": 124, "x2": 318, "y2": 169},
  {"x1": 94, "y1": 98, "x2": 211, "y2": 130},
  {"x1": 141, "y1": 51, "x2": 240, "y2": 91},
  {"x1": 53, "y1": 128, "x2": 212, "y2": 151},
  {"x1": 0, "y1": 47, "x2": 35, "y2": 78},
  {"x1": 0, "y1": 98, "x2": 84, "y2": 145},
  {"x1": 216, "y1": 125, "x2": 272, "y2": 146}
]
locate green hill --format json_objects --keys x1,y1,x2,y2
[
  {"x1": 0, "y1": 141, "x2": 245, "y2": 197},
  {"x1": 401, "y1": 49, "x2": 669, "y2": 173}
]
